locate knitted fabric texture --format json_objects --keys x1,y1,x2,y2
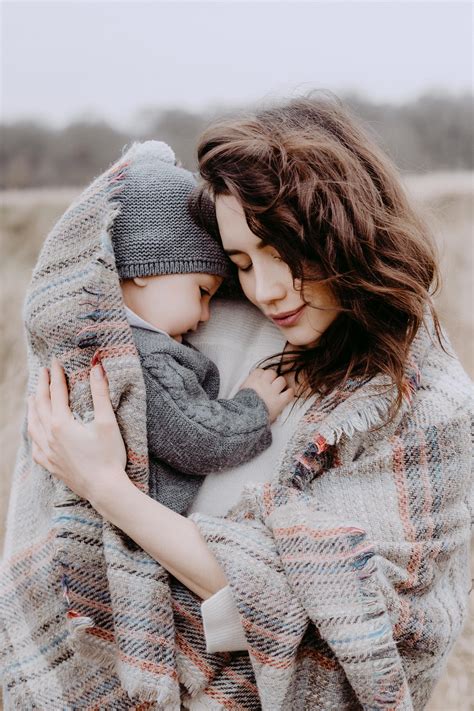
[
  {"x1": 111, "y1": 141, "x2": 231, "y2": 279},
  {"x1": 130, "y1": 326, "x2": 271, "y2": 514},
  {"x1": 0, "y1": 148, "x2": 472, "y2": 709}
]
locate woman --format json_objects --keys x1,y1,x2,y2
[{"x1": 3, "y1": 97, "x2": 472, "y2": 710}]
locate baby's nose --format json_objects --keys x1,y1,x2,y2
[{"x1": 200, "y1": 303, "x2": 211, "y2": 322}]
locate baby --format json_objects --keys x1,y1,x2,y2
[{"x1": 110, "y1": 141, "x2": 293, "y2": 514}]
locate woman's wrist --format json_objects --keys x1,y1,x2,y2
[
  {"x1": 89, "y1": 473, "x2": 228, "y2": 599},
  {"x1": 89, "y1": 468, "x2": 133, "y2": 521}
]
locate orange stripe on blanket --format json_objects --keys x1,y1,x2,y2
[
  {"x1": 248, "y1": 645, "x2": 296, "y2": 670},
  {"x1": 62, "y1": 337, "x2": 136, "y2": 362},
  {"x1": 403, "y1": 542, "x2": 424, "y2": 589},
  {"x1": 85, "y1": 618, "x2": 175, "y2": 651},
  {"x1": 175, "y1": 632, "x2": 218, "y2": 682},
  {"x1": 395, "y1": 542, "x2": 429, "y2": 592},
  {"x1": 88, "y1": 696, "x2": 153, "y2": 711},
  {"x1": 68, "y1": 590, "x2": 113, "y2": 615},
  {"x1": 241, "y1": 616, "x2": 301, "y2": 648},
  {"x1": 118, "y1": 652, "x2": 179, "y2": 679},
  {"x1": 67, "y1": 345, "x2": 138, "y2": 385},
  {"x1": 392, "y1": 437, "x2": 417, "y2": 542},
  {"x1": 418, "y1": 430, "x2": 434, "y2": 532},
  {"x1": 205, "y1": 685, "x2": 251, "y2": 709},
  {"x1": 68, "y1": 586, "x2": 174, "y2": 637},
  {"x1": 85, "y1": 625, "x2": 115, "y2": 643},
  {"x1": 304, "y1": 647, "x2": 339, "y2": 671},
  {"x1": 393, "y1": 597, "x2": 411, "y2": 638},
  {"x1": 127, "y1": 449, "x2": 149, "y2": 466},
  {"x1": 392, "y1": 435, "x2": 428, "y2": 591},
  {"x1": 223, "y1": 666, "x2": 259, "y2": 695},
  {"x1": 172, "y1": 599, "x2": 206, "y2": 633},
  {"x1": 273, "y1": 524, "x2": 366, "y2": 540},
  {"x1": 262, "y1": 482, "x2": 273, "y2": 517},
  {"x1": 78, "y1": 321, "x2": 132, "y2": 334}
]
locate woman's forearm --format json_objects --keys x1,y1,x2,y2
[
  {"x1": 28, "y1": 364, "x2": 228, "y2": 600},
  {"x1": 91, "y1": 471, "x2": 228, "y2": 600}
]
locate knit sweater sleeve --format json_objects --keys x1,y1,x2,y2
[
  {"x1": 141, "y1": 351, "x2": 272, "y2": 475},
  {"x1": 200, "y1": 586, "x2": 249, "y2": 653}
]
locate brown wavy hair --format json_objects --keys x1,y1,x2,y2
[{"x1": 191, "y1": 95, "x2": 443, "y2": 418}]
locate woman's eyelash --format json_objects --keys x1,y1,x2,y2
[{"x1": 237, "y1": 253, "x2": 281, "y2": 273}]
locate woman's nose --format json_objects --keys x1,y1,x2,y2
[{"x1": 254, "y1": 271, "x2": 286, "y2": 305}]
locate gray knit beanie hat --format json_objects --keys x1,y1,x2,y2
[{"x1": 111, "y1": 141, "x2": 231, "y2": 279}]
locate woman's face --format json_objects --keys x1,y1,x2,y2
[{"x1": 215, "y1": 195, "x2": 339, "y2": 347}]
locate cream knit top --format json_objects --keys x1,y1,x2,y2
[{"x1": 186, "y1": 299, "x2": 316, "y2": 652}]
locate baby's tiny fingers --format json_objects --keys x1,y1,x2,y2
[
  {"x1": 280, "y1": 387, "x2": 295, "y2": 404},
  {"x1": 271, "y1": 375, "x2": 288, "y2": 392}
]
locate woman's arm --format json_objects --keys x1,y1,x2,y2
[
  {"x1": 92, "y1": 475, "x2": 228, "y2": 599},
  {"x1": 28, "y1": 358, "x2": 228, "y2": 600}
]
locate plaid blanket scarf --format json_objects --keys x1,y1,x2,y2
[{"x1": 1, "y1": 148, "x2": 472, "y2": 710}]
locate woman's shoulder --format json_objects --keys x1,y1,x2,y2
[
  {"x1": 410, "y1": 333, "x2": 473, "y2": 428},
  {"x1": 276, "y1": 326, "x2": 472, "y2": 488}
]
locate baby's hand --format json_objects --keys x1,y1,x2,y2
[{"x1": 240, "y1": 368, "x2": 294, "y2": 423}]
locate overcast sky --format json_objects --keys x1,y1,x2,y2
[{"x1": 2, "y1": 1, "x2": 473, "y2": 128}]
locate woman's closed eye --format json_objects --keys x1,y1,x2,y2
[{"x1": 236, "y1": 253, "x2": 282, "y2": 273}]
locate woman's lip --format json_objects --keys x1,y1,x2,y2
[{"x1": 270, "y1": 305, "x2": 305, "y2": 326}]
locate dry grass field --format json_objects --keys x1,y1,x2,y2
[{"x1": 0, "y1": 174, "x2": 472, "y2": 709}]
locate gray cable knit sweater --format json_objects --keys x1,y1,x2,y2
[{"x1": 131, "y1": 326, "x2": 272, "y2": 514}]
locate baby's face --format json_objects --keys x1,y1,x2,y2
[{"x1": 121, "y1": 273, "x2": 223, "y2": 342}]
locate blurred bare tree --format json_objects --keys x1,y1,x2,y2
[
  {"x1": 1, "y1": 93, "x2": 472, "y2": 189},
  {"x1": 139, "y1": 108, "x2": 209, "y2": 170},
  {"x1": 345, "y1": 92, "x2": 474, "y2": 171}
]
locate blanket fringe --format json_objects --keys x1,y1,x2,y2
[
  {"x1": 61, "y1": 573, "x2": 96, "y2": 634},
  {"x1": 175, "y1": 649, "x2": 209, "y2": 696},
  {"x1": 117, "y1": 675, "x2": 181, "y2": 711},
  {"x1": 182, "y1": 694, "x2": 224, "y2": 711}
]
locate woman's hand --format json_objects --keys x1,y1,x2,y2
[
  {"x1": 28, "y1": 358, "x2": 128, "y2": 503},
  {"x1": 29, "y1": 359, "x2": 229, "y2": 599},
  {"x1": 28, "y1": 358, "x2": 229, "y2": 600}
]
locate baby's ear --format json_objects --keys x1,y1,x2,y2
[{"x1": 131, "y1": 277, "x2": 148, "y2": 287}]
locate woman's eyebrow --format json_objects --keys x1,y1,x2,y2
[{"x1": 225, "y1": 243, "x2": 266, "y2": 256}]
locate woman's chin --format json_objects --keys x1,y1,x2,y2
[{"x1": 279, "y1": 325, "x2": 321, "y2": 349}]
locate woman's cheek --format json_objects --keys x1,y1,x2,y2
[{"x1": 238, "y1": 272, "x2": 256, "y2": 304}]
